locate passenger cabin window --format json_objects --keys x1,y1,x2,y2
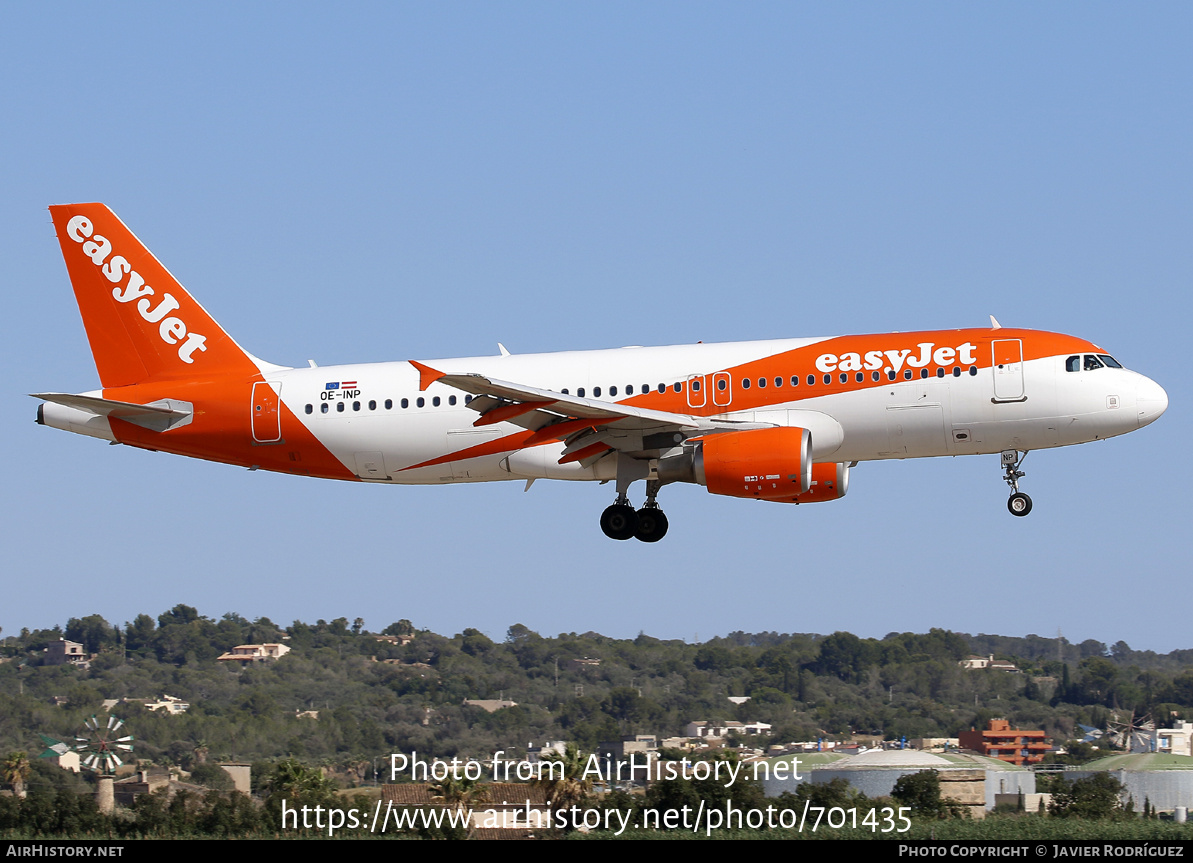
[
  {"x1": 432, "y1": 396, "x2": 441, "y2": 407},
  {"x1": 807, "y1": 375, "x2": 815, "y2": 386},
  {"x1": 321, "y1": 403, "x2": 328, "y2": 414},
  {"x1": 741, "y1": 378, "x2": 750, "y2": 389},
  {"x1": 757, "y1": 377, "x2": 766, "y2": 388},
  {"x1": 337, "y1": 402, "x2": 345, "y2": 412},
  {"x1": 401, "y1": 398, "x2": 409, "y2": 408},
  {"x1": 417, "y1": 397, "x2": 425, "y2": 407},
  {"x1": 577, "y1": 388, "x2": 585, "y2": 397},
  {"x1": 353, "y1": 401, "x2": 361, "y2": 411},
  {"x1": 610, "y1": 386, "x2": 617, "y2": 396},
  {"x1": 305, "y1": 404, "x2": 313, "y2": 414},
  {"x1": 673, "y1": 383, "x2": 682, "y2": 393},
  {"x1": 449, "y1": 395, "x2": 457, "y2": 405},
  {"x1": 791, "y1": 376, "x2": 799, "y2": 387},
  {"x1": 385, "y1": 399, "x2": 393, "y2": 409},
  {"x1": 593, "y1": 387, "x2": 602, "y2": 397}
]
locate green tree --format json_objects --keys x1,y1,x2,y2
[
  {"x1": 1049, "y1": 773, "x2": 1124, "y2": 819},
  {"x1": 3, "y1": 752, "x2": 31, "y2": 798},
  {"x1": 383, "y1": 619, "x2": 415, "y2": 637},
  {"x1": 430, "y1": 773, "x2": 488, "y2": 811},
  {"x1": 459, "y1": 628, "x2": 494, "y2": 657},
  {"x1": 533, "y1": 743, "x2": 593, "y2": 810},
  {"x1": 158, "y1": 604, "x2": 200, "y2": 628},
  {"x1": 892, "y1": 769, "x2": 966, "y2": 819},
  {"x1": 264, "y1": 759, "x2": 336, "y2": 803},
  {"x1": 64, "y1": 615, "x2": 116, "y2": 654},
  {"x1": 124, "y1": 614, "x2": 156, "y2": 653}
]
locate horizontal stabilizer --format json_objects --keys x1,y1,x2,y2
[{"x1": 31, "y1": 393, "x2": 193, "y2": 433}]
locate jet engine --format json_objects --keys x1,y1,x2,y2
[{"x1": 656, "y1": 426, "x2": 849, "y2": 504}]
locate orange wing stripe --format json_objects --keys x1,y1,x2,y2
[
  {"x1": 557, "y1": 442, "x2": 611, "y2": 465},
  {"x1": 474, "y1": 400, "x2": 556, "y2": 427},
  {"x1": 400, "y1": 429, "x2": 539, "y2": 471}
]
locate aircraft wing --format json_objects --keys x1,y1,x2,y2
[{"x1": 410, "y1": 361, "x2": 767, "y2": 466}]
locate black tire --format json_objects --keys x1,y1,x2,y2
[
  {"x1": 600, "y1": 504, "x2": 638, "y2": 540},
  {"x1": 1007, "y1": 492, "x2": 1033, "y2": 517},
  {"x1": 635, "y1": 508, "x2": 669, "y2": 543}
]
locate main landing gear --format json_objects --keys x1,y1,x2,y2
[
  {"x1": 600, "y1": 480, "x2": 669, "y2": 542},
  {"x1": 1001, "y1": 450, "x2": 1032, "y2": 517}
]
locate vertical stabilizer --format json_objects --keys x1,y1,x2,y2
[{"x1": 49, "y1": 203, "x2": 259, "y2": 387}]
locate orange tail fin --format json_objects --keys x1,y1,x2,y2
[{"x1": 49, "y1": 203, "x2": 260, "y2": 387}]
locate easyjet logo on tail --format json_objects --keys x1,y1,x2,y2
[{"x1": 65, "y1": 215, "x2": 208, "y2": 364}]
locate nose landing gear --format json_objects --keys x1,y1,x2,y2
[{"x1": 1001, "y1": 450, "x2": 1032, "y2": 517}]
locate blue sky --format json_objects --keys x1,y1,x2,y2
[{"x1": 2, "y1": 4, "x2": 1188, "y2": 651}]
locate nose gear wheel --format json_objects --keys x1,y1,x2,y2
[{"x1": 1001, "y1": 451, "x2": 1032, "y2": 517}]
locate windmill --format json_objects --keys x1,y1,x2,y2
[
  {"x1": 1107, "y1": 710, "x2": 1154, "y2": 753},
  {"x1": 73, "y1": 715, "x2": 134, "y2": 773}
]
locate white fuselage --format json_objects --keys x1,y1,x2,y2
[{"x1": 258, "y1": 337, "x2": 1164, "y2": 485}]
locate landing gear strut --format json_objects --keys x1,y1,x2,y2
[
  {"x1": 600, "y1": 475, "x2": 670, "y2": 542},
  {"x1": 1001, "y1": 450, "x2": 1032, "y2": 517},
  {"x1": 634, "y1": 480, "x2": 669, "y2": 543}
]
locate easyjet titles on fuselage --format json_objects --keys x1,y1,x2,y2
[{"x1": 815, "y1": 342, "x2": 979, "y2": 375}]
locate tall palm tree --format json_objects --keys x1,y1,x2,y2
[
  {"x1": 3, "y1": 752, "x2": 31, "y2": 799},
  {"x1": 430, "y1": 773, "x2": 488, "y2": 836},
  {"x1": 430, "y1": 773, "x2": 488, "y2": 810},
  {"x1": 265, "y1": 758, "x2": 335, "y2": 801},
  {"x1": 533, "y1": 743, "x2": 593, "y2": 809}
]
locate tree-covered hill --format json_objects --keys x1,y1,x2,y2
[{"x1": 2, "y1": 607, "x2": 1191, "y2": 780}]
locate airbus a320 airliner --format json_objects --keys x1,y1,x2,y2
[{"x1": 35, "y1": 204, "x2": 1168, "y2": 542}]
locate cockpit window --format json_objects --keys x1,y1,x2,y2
[
  {"x1": 1098, "y1": 354, "x2": 1123, "y2": 369},
  {"x1": 1066, "y1": 356, "x2": 1081, "y2": 372},
  {"x1": 1083, "y1": 354, "x2": 1105, "y2": 371}
]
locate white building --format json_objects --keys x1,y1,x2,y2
[
  {"x1": 217, "y1": 643, "x2": 291, "y2": 665},
  {"x1": 1155, "y1": 722, "x2": 1193, "y2": 757}
]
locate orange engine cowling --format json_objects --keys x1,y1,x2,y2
[
  {"x1": 697, "y1": 427, "x2": 812, "y2": 501},
  {"x1": 792, "y1": 461, "x2": 850, "y2": 503}
]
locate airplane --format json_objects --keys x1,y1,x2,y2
[{"x1": 34, "y1": 203, "x2": 1168, "y2": 542}]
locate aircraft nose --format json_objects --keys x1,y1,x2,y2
[{"x1": 1136, "y1": 376, "x2": 1168, "y2": 428}]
